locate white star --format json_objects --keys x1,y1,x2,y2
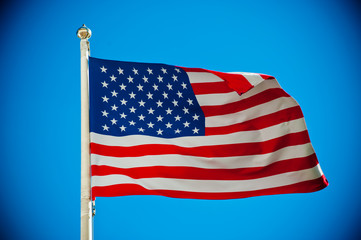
[
  {"x1": 146, "y1": 92, "x2": 153, "y2": 99},
  {"x1": 172, "y1": 74, "x2": 178, "y2": 81},
  {"x1": 120, "y1": 125, "x2": 126, "y2": 131},
  {"x1": 110, "y1": 118, "x2": 118, "y2": 125},
  {"x1": 165, "y1": 108, "x2": 173, "y2": 115},
  {"x1": 101, "y1": 110, "x2": 109, "y2": 117},
  {"x1": 183, "y1": 107, "x2": 189, "y2": 114},
  {"x1": 147, "y1": 108, "x2": 155, "y2": 114},
  {"x1": 129, "y1": 92, "x2": 136, "y2": 99},
  {"x1": 120, "y1": 112, "x2": 127, "y2": 118},
  {"x1": 138, "y1": 127, "x2": 145, "y2": 133},
  {"x1": 162, "y1": 92, "x2": 168, "y2": 99},
  {"x1": 127, "y1": 75, "x2": 134, "y2": 83},
  {"x1": 174, "y1": 115, "x2": 181, "y2": 121},
  {"x1": 166, "y1": 83, "x2": 173, "y2": 90},
  {"x1": 156, "y1": 115, "x2": 164, "y2": 122},
  {"x1": 192, "y1": 127, "x2": 200, "y2": 134},
  {"x1": 183, "y1": 121, "x2": 190, "y2": 127},
  {"x1": 147, "y1": 122, "x2": 154, "y2": 128},
  {"x1": 129, "y1": 106, "x2": 136, "y2": 113},
  {"x1": 138, "y1": 114, "x2": 145, "y2": 121},
  {"x1": 192, "y1": 114, "x2": 200, "y2": 120},
  {"x1": 175, "y1": 68, "x2": 181, "y2": 73},
  {"x1": 172, "y1": 99, "x2": 178, "y2": 106},
  {"x1": 101, "y1": 81, "x2": 109, "y2": 88},
  {"x1": 111, "y1": 90, "x2": 118, "y2": 97},
  {"x1": 187, "y1": 98, "x2": 193, "y2": 105},
  {"x1": 147, "y1": 68, "x2": 153, "y2": 75},
  {"x1": 161, "y1": 67, "x2": 167, "y2": 74},
  {"x1": 100, "y1": 66, "x2": 107, "y2": 73},
  {"x1": 111, "y1": 104, "x2": 118, "y2": 111},
  {"x1": 165, "y1": 122, "x2": 173, "y2": 128},
  {"x1": 120, "y1": 99, "x2": 127, "y2": 105},
  {"x1": 102, "y1": 96, "x2": 109, "y2": 102},
  {"x1": 176, "y1": 91, "x2": 183, "y2": 98},
  {"x1": 119, "y1": 83, "x2": 126, "y2": 90},
  {"x1": 110, "y1": 75, "x2": 117, "y2": 81},
  {"x1": 132, "y1": 67, "x2": 139, "y2": 75},
  {"x1": 175, "y1": 129, "x2": 181, "y2": 134},
  {"x1": 102, "y1": 124, "x2": 109, "y2": 131},
  {"x1": 117, "y1": 67, "x2": 124, "y2": 75},
  {"x1": 157, "y1": 75, "x2": 163, "y2": 82},
  {"x1": 138, "y1": 100, "x2": 146, "y2": 107},
  {"x1": 156, "y1": 100, "x2": 163, "y2": 107},
  {"x1": 147, "y1": 108, "x2": 154, "y2": 114},
  {"x1": 137, "y1": 84, "x2": 144, "y2": 91},
  {"x1": 153, "y1": 84, "x2": 159, "y2": 91},
  {"x1": 157, "y1": 129, "x2": 163, "y2": 135},
  {"x1": 129, "y1": 120, "x2": 136, "y2": 126},
  {"x1": 181, "y1": 82, "x2": 187, "y2": 89},
  {"x1": 142, "y1": 76, "x2": 149, "y2": 83}
]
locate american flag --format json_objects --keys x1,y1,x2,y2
[{"x1": 89, "y1": 57, "x2": 328, "y2": 200}]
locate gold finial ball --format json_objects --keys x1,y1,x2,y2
[{"x1": 77, "y1": 24, "x2": 92, "y2": 39}]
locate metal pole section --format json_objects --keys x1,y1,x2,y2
[{"x1": 77, "y1": 24, "x2": 93, "y2": 240}]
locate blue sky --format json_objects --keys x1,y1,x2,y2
[{"x1": 0, "y1": 0, "x2": 360, "y2": 239}]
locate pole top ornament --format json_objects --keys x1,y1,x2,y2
[{"x1": 77, "y1": 24, "x2": 92, "y2": 39}]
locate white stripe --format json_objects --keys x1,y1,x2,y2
[
  {"x1": 228, "y1": 72, "x2": 264, "y2": 86},
  {"x1": 194, "y1": 79, "x2": 281, "y2": 106},
  {"x1": 91, "y1": 165, "x2": 323, "y2": 192},
  {"x1": 90, "y1": 118, "x2": 306, "y2": 147},
  {"x1": 195, "y1": 92, "x2": 242, "y2": 106},
  {"x1": 91, "y1": 143, "x2": 315, "y2": 169},
  {"x1": 205, "y1": 96, "x2": 298, "y2": 127},
  {"x1": 186, "y1": 72, "x2": 223, "y2": 83},
  {"x1": 236, "y1": 78, "x2": 281, "y2": 100}
]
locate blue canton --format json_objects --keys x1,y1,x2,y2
[{"x1": 89, "y1": 57, "x2": 205, "y2": 138}]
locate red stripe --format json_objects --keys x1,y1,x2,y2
[
  {"x1": 205, "y1": 106, "x2": 304, "y2": 135},
  {"x1": 181, "y1": 67, "x2": 254, "y2": 94},
  {"x1": 181, "y1": 67, "x2": 275, "y2": 81},
  {"x1": 208, "y1": 71, "x2": 253, "y2": 94},
  {"x1": 180, "y1": 67, "x2": 208, "y2": 72},
  {"x1": 92, "y1": 154, "x2": 318, "y2": 180},
  {"x1": 259, "y1": 74, "x2": 275, "y2": 80},
  {"x1": 181, "y1": 67, "x2": 274, "y2": 93},
  {"x1": 90, "y1": 131, "x2": 310, "y2": 158},
  {"x1": 202, "y1": 88, "x2": 290, "y2": 117},
  {"x1": 191, "y1": 82, "x2": 234, "y2": 95},
  {"x1": 92, "y1": 175, "x2": 328, "y2": 200}
]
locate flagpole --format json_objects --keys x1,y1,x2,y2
[{"x1": 77, "y1": 24, "x2": 93, "y2": 240}]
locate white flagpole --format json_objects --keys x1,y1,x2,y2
[{"x1": 77, "y1": 24, "x2": 93, "y2": 240}]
